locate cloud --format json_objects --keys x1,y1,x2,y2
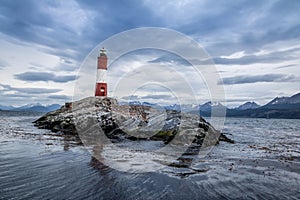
[
  {"x1": 0, "y1": 59, "x2": 9, "y2": 69},
  {"x1": 122, "y1": 94, "x2": 175, "y2": 100},
  {"x1": 1, "y1": 0, "x2": 300, "y2": 62},
  {"x1": 219, "y1": 74, "x2": 296, "y2": 85},
  {"x1": 275, "y1": 64, "x2": 297, "y2": 69},
  {"x1": 0, "y1": 84, "x2": 69, "y2": 106},
  {"x1": 141, "y1": 94, "x2": 175, "y2": 100},
  {"x1": 14, "y1": 72, "x2": 77, "y2": 83},
  {"x1": 48, "y1": 94, "x2": 71, "y2": 100},
  {"x1": 0, "y1": 1, "x2": 86, "y2": 61},
  {"x1": 0, "y1": 83, "x2": 61, "y2": 94},
  {"x1": 120, "y1": 94, "x2": 178, "y2": 105},
  {"x1": 167, "y1": 0, "x2": 300, "y2": 57},
  {"x1": 148, "y1": 54, "x2": 192, "y2": 66},
  {"x1": 0, "y1": 0, "x2": 160, "y2": 62},
  {"x1": 213, "y1": 47, "x2": 300, "y2": 65},
  {"x1": 1, "y1": 0, "x2": 300, "y2": 107}
]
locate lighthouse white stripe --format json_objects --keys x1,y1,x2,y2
[{"x1": 96, "y1": 69, "x2": 107, "y2": 83}]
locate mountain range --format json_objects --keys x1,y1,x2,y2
[
  {"x1": 236, "y1": 102, "x2": 260, "y2": 110},
  {"x1": 198, "y1": 93, "x2": 300, "y2": 119},
  {"x1": 1, "y1": 93, "x2": 299, "y2": 118},
  {"x1": 0, "y1": 103, "x2": 61, "y2": 112},
  {"x1": 125, "y1": 92, "x2": 300, "y2": 119}
]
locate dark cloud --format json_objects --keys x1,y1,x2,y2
[
  {"x1": 148, "y1": 54, "x2": 192, "y2": 66},
  {"x1": 75, "y1": 0, "x2": 160, "y2": 29},
  {"x1": 120, "y1": 94, "x2": 174, "y2": 101},
  {"x1": 1, "y1": 0, "x2": 300, "y2": 106},
  {"x1": 61, "y1": 58, "x2": 73, "y2": 65},
  {"x1": 140, "y1": 94, "x2": 175, "y2": 100},
  {"x1": 48, "y1": 94, "x2": 71, "y2": 100},
  {"x1": 14, "y1": 72, "x2": 77, "y2": 83},
  {"x1": 181, "y1": 0, "x2": 300, "y2": 57},
  {"x1": 0, "y1": 1, "x2": 53, "y2": 36},
  {"x1": 0, "y1": 1, "x2": 80, "y2": 60},
  {"x1": 30, "y1": 59, "x2": 78, "y2": 72},
  {"x1": 213, "y1": 48, "x2": 300, "y2": 65},
  {"x1": 0, "y1": 0, "x2": 160, "y2": 62},
  {"x1": 53, "y1": 64, "x2": 79, "y2": 72},
  {"x1": 0, "y1": 90, "x2": 67, "y2": 106},
  {"x1": 148, "y1": 55, "x2": 214, "y2": 66},
  {"x1": 0, "y1": 84, "x2": 69, "y2": 106},
  {"x1": 275, "y1": 64, "x2": 297, "y2": 69},
  {"x1": 120, "y1": 95, "x2": 139, "y2": 101},
  {"x1": 1, "y1": 0, "x2": 300, "y2": 61},
  {"x1": 0, "y1": 92, "x2": 33, "y2": 98},
  {"x1": 219, "y1": 74, "x2": 296, "y2": 85},
  {"x1": 0, "y1": 83, "x2": 61, "y2": 94}
]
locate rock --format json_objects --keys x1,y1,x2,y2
[
  {"x1": 33, "y1": 97, "x2": 234, "y2": 147},
  {"x1": 219, "y1": 133, "x2": 235, "y2": 144}
]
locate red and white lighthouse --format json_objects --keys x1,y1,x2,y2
[{"x1": 95, "y1": 47, "x2": 108, "y2": 97}]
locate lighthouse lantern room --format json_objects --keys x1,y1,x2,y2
[{"x1": 95, "y1": 47, "x2": 108, "y2": 97}]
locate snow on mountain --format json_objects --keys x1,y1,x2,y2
[
  {"x1": 200, "y1": 101, "x2": 212, "y2": 112},
  {"x1": 0, "y1": 103, "x2": 61, "y2": 112},
  {"x1": 200, "y1": 101, "x2": 227, "y2": 112},
  {"x1": 236, "y1": 102, "x2": 260, "y2": 110},
  {"x1": 17, "y1": 103, "x2": 43, "y2": 109},
  {"x1": 267, "y1": 93, "x2": 300, "y2": 105},
  {"x1": 267, "y1": 97, "x2": 289, "y2": 105}
]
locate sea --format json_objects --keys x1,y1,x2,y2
[{"x1": 0, "y1": 110, "x2": 299, "y2": 200}]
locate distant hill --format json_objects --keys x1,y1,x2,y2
[
  {"x1": 226, "y1": 93, "x2": 300, "y2": 119},
  {"x1": 0, "y1": 105, "x2": 16, "y2": 110},
  {"x1": 0, "y1": 103, "x2": 61, "y2": 112},
  {"x1": 1, "y1": 92, "x2": 299, "y2": 118},
  {"x1": 236, "y1": 102, "x2": 260, "y2": 110},
  {"x1": 14, "y1": 103, "x2": 43, "y2": 110},
  {"x1": 188, "y1": 92, "x2": 300, "y2": 119},
  {"x1": 200, "y1": 101, "x2": 227, "y2": 112},
  {"x1": 138, "y1": 93, "x2": 300, "y2": 119},
  {"x1": 266, "y1": 93, "x2": 300, "y2": 106},
  {"x1": 164, "y1": 104, "x2": 181, "y2": 111}
]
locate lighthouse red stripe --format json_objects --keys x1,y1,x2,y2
[
  {"x1": 98, "y1": 56, "x2": 107, "y2": 70},
  {"x1": 95, "y1": 48, "x2": 108, "y2": 97}
]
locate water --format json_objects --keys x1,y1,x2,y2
[{"x1": 0, "y1": 111, "x2": 299, "y2": 199}]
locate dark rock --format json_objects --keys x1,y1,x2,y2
[
  {"x1": 219, "y1": 133, "x2": 235, "y2": 144},
  {"x1": 33, "y1": 97, "x2": 234, "y2": 147}
]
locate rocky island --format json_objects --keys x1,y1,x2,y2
[{"x1": 33, "y1": 97, "x2": 233, "y2": 148}]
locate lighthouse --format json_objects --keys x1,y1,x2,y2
[{"x1": 95, "y1": 47, "x2": 108, "y2": 97}]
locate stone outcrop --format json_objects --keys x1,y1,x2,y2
[{"x1": 33, "y1": 97, "x2": 234, "y2": 146}]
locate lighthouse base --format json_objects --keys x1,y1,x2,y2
[{"x1": 95, "y1": 82, "x2": 107, "y2": 96}]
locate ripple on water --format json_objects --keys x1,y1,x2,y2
[{"x1": 0, "y1": 113, "x2": 300, "y2": 199}]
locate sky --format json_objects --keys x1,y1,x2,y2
[{"x1": 0, "y1": 0, "x2": 299, "y2": 107}]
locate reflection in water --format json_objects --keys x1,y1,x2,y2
[
  {"x1": 90, "y1": 144, "x2": 111, "y2": 173},
  {"x1": 63, "y1": 138, "x2": 70, "y2": 151}
]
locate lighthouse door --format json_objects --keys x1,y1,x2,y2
[{"x1": 100, "y1": 87, "x2": 105, "y2": 96}]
